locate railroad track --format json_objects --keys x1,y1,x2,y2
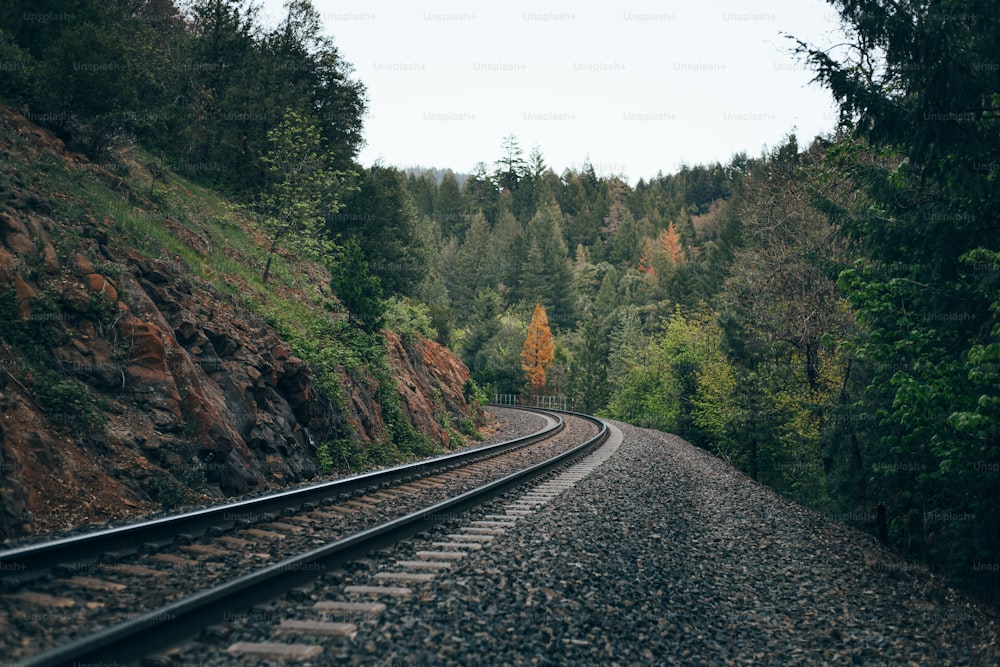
[{"x1": 1, "y1": 407, "x2": 607, "y2": 666}]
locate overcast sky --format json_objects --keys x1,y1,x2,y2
[{"x1": 257, "y1": 0, "x2": 846, "y2": 182}]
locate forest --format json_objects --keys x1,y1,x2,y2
[{"x1": 1, "y1": 0, "x2": 997, "y2": 603}]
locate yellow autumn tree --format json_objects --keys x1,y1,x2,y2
[{"x1": 521, "y1": 303, "x2": 555, "y2": 396}]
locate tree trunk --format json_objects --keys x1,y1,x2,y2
[
  {"x1": 805, "y1": 340, "x2": 820, "y2": 390},
  {"x1": 262, "y1": 237, "x2": 280, "y2": 284},
  {"x1": 877, "y1": 502, "x2": 889, "y2": 545}
]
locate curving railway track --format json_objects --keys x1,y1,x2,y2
[{"x1": 0, "y1": 406, "x2": 608, "y2": 666}]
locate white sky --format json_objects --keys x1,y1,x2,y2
[{"x1": 257, "y1": 0, "x2": 846, "y2": 182}]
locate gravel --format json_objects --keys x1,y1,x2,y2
[
  {"x1": 0, "y1": 407, "x2": 574, "y2": 663},
  {"x1": 318, "y1": 421, "x2": 999, "y2": 666}
]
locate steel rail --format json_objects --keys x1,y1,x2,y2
[
  {"x1": 0, "y1": 407, "x2": 563, "y2": 588},
  {"x1": 19, "y1": 411, "x2": 608, "y2": 667}
]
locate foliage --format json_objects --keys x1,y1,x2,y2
[
  {"x1": 792, "y1": 0, "x2": 1000, "y2": 600},
  {"x1": 33, "y1": 370, "x2": 105, "y2": 435},
  {"x1": 259, "y1": 108, "x2": 348, "y2": 283},
  {"x1": 330, "y1": 237, "x2": 383, "y2": 332},
  {"x1": 520, "y1": 303, "x2": 555, "y2": 396},
  {"x1": 0, "y1": 0, "x2": 365, "y2": 191},
  {"x1": 333, "y1": 164, "x2": 430, "y2": 297},
  {"x1": 463, "y1": 378, "x2": 490, "y2": 412},
  {"x1": 381, "y1": 297, "x2": 437, "y2": 341}
]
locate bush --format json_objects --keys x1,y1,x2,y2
[
  {"x1": 33, "y1": 370, "x2": 104, "y2": 434},
  {"x1": 381, "y1": 296, "x2": 437, "y2": 340}
]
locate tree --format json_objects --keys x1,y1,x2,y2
[
  {"x1": 519, "y1": 200, "x2": 576, "y2": 327},
  {"x1": 494, "y1": 134, "x2": 528, "y2": 194},
  {"x1": 259, "y1": 108, "x2": 348, "y2": 283},
  {"x1": 569, "y1": 314, "x2": 610, "y2": 413},
  {"x1": 660, "y1": 222, "x2": 685, "y2": 266},
  {"x1": 464, "y1": 162, "x2": 500, "y2": 224},
  {"x1": 333, "y1": 164, "x2": 428, "y2": 296},
  {"x1": 435, "y1": 170, "x2": 466, "y2": 237},
  {"x1": 445, "y1": 211, "x2": 493, "y2": 319},
  {"x1": 603, "y1": 181, "x2": 652, "y2": 267},
  {"x1": 560, "y1": 171, "x2": 600, "y2": 250},
  {"x1": 521, "y1": 303, "x2": 555, "y2": 396},
  {"x1": 798, "y1": 0, "x2": 1000, "y2": 600},
  {"x1": 331, "y1": 238, "x2": 383, "y2": 331},
  {"x1": 720, "y1": 136, "x2": 851, "y2": 390},
  {"x1": 490, "y1": 209, "x2": 525, "y2": 295}
]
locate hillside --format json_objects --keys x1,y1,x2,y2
[{"x1": 0, "y1": 103, "x2": 483, "y2": 540}]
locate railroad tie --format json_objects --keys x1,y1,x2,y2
[
  {"x1": 225, "y1": 641, "x2": 323, "y2": 660},
  {"x1": 273, "y1": 618, "x2": 358, "y2": 638},
  {"x1": 64, "y1": 576, "x2": 128, "y2": 592},
  {"x1": 313, "y1": 600, "x2": 387, "y2": 618},
  {"x1": 343, "y1": 584, "x2": 413, "y2": 597}
]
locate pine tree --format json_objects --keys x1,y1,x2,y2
[
  {"x1": 436, "y1": 170, "x2": 466, "y2": 237},
  {"x1": 638, "y1": 238, "x2": 656, "y2": 276},
  {"x1": 570, "y1": 314, "x2": 610, "y2": 413},
  {"x1": 464, "y1": 162, "x2": 499, "y2": 224},
  {"x1": 520, "y1": 200, "x2": 576, "y2": 327},
  {"x1": 494, "y1": 134, "x2": 528, "y2": 193},
  {"x1": 446, "y1": 212, "x2": 492, "y2": 319},
  {"x1": 490, "y1": 209, "x2": 525, "y2": 295},
  {"x1": 521, "y1": 303, "x2": 555, "y2": 396},
  {"x1": 331, "y1": 238, "x2": 383, "y2": 331}
]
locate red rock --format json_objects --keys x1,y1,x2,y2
[
  {"x1": 13, "y1": 275, "x2": 36, "y2": 319},
  {"x1": 85, "y1": 273, "x2": 118, "y2": 303},
  {"x1": 0, "y1": 247, "x2": 15, "y2": 283},
  {"x1": 384, "y1": 331, "x2": 480, "y2": 448},
  {"x1": 0, "y1": 212, "x2": 34, "y2": 255},
  {"x1": 72, "y1": 254, "x2": 95, "y2": 274},
  {"x1": 117, "y1": 318, "x2": 168, "y2": 371},
  {"x1": 42, "y1": 242, "x2": 59, "y2": 273},
  {"x1": 60, "y1": 285, "x2": 92, "y2": 313}
]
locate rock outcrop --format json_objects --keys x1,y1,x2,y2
[
  {"x1": 0, "y1": 105, "x2": 483, "y2": 539},
  {"x1": 386, "y1": 331, "x2": 477, "y2": 447}
]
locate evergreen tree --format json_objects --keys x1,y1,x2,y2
[
  {"x1": 490, "y1": 208, "x2": 525, "y2": 297},
  {"x1": 333, "y1": 165, "x2": 429, "y2": 296},
  {"x1": 799, "y1": 0, "x2": 1000, "y2": 599},
  {"x1": 436, "y1": 170, "x2": 467, "y2": 237},
  {"x1": 445, "y1": 212, "x2": 492, "y2": 320},
  {"x1": 494, "y1": 134, "x2": 528, "y2": 194},
  {"x1": 331, "y1": 238, "x2": 383, "y2": 331},
  {"x1": 560, "y1": 171, "x2": 599, "y2": 250},
  {"x1": 463, "y1": 289, "x2": 503, "y2": 371},
  {"x1": 407, "y1": 171, "x2": 437, "y2": 219},
  {"x1": 519, "y1": 200, "x2": 576, "y2": 328},
  {"x1": 569, "y1": 314, "x2": 610, "y2": 413},
  {"x1": 464, "y1": 161, "x2": 499, "y2": 224},
  {"x1": 592, "y1": 266, "x2": 622, "y2": 330}
]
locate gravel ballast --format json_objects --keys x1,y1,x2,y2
[
  {"x1": 0, "y1": 408, "x2": 570, "y2": 663},
  {"x1": 335, "y1": 421, "x2": 999, "y2": 665}
]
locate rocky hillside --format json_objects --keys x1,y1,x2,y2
[{"x1": 0, "y1": 104, "x2": 483, "y2": 540}]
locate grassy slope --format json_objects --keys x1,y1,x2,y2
[{"x1": 0, "y1": 104, "x2": 459, "y2": 477}]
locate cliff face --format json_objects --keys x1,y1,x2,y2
[{"x1": 0, "y1": 105, "x2": 482, "y2": 540}]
